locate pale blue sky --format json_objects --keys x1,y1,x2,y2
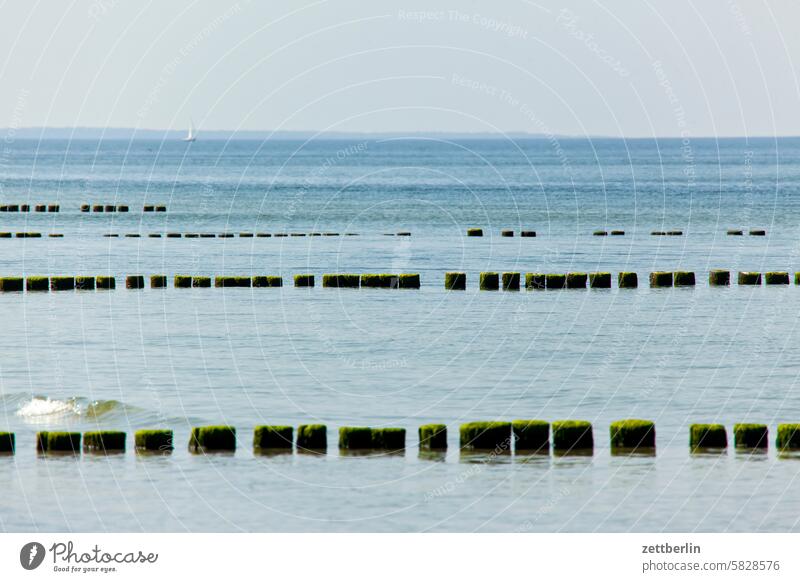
[{"x1": 1, "y1": 0, "x2": 798, "y2": 137}]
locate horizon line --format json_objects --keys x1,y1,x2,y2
[{"x1": 2, "y1": 127, "x2": 797, "y2": 140}]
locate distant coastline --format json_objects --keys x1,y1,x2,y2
[{"x1": 0, "y1": 127, "x2": 795, "y2": 140}]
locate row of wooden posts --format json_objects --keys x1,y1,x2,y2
[
  {"x1": 2, "y1": 421, "x2": 799, "y2": 455},
  {"x1": 466, "y1": 228, "x2": 768, "y2": 237},
  {"x1": 0, "y1": 232, "x2": 411, "y2": 239},
  {"x1": 0, "y1": 204, "x2": 166, "y2": 212},
  {"x1": 0, "y1": 271, "x2": 798, "y2": 292}
]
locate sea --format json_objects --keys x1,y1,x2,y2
[{"x1": 1, "y1": 136, "x2": 799, "y2": 532}]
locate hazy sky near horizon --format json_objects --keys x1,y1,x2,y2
[{"x1": 1, "y1": 0, "x2": 798, "y2": 137}]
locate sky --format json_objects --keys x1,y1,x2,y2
[{"x1": 0, "y1": 0, "x2": 798, "y2": 137}]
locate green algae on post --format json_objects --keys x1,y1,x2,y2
[
  {"x1": 545, "y1": 274, "x2": 566, "y2": 289},
  {"x1": 551, "y1": 420, "x2": 593, "y2": 452},
  {"x1": 765, "y1": 272, "x2": 789, "y2": 285},
  {"x1": 96, "y1": 276, "x2": 115, "y2": 290},
  {"x1": 296, "y1": 424, "x2": 327, "y2": 451},
  {"x1": 566, "y1": 273, "x2": 587, "y2": 289},
  {"x1": 593, "y1": 230, "x2": 608, "y2": 236},
  {"x1": 83, "y1": 431, "x2": 126, "y2": 453},
  {"x1": 322, "y1": 274, "x2": 360, "y2": 288},
  {"x1": 36, "y1": 431, "x2": 81, "y2": 453},
  {"x1": 589, "y1": 272, "x2": 612, "y2": 289},
  {"x1": 214, "y1": 276, "x2": 251, "y2": 288},
  {"x1": 776, "y1": 424, "x2": 800, "y2": 451},
  {"x1": 0, "y1": 432, "x2": 15, "y2": 453},
  {"x1": 398, "y1": 274, "x2": 420, "y2": 289},
  {"x1": 26, "y1": 276, "x2": 49, "y2": 292},
  {"x1": 75, "y1": 276, "x2": 95, "y2": 291},
  {"x1": 418, "y1": 424, "x2": 447, "y2": 450},
  {"x1": 253, "y1": 426, "x2": 293, "y2": 451},
  {"x1": 192, "y1": 276, "x2": 211, "y2": 288},
  {"x1": 501, "y1": 230, "x2": 514, "y2": 237},
  {"x1": 126, "y1": 275, "x2": 145, "y2": 289},
  {"x1": 252, "y1": 276, "x2": 283, "y2": 287},
  {"x1": 0, "y1": 277, "x2": 23, "y2": 292},
  {"x1": 361, "y1": 274, "x2": 399, "y2": 288},
  {"x1": 445, "y1": 272, "x2": 466, "y2": 290},
  {"x1": 502, "y1": 272, "x2": 520, "y2": 291},
  {"x1": 134, "y1": 429, "x2": 173, "y2": 452},
  {"x1": 690, "y1": 424, "x2": 727, "y2": 449},
  {"x1": 525, "y1": 273, "x2": 545, "y2": 290},
  {"x1": 512, "y1": 420, "x2": 549, "y2": 452},
  {"x1": 738, "y1": 272, "x2": 762, "y2": 285},
  {"x1": 371, "y1": 428, "x2": 406, "y2": 451},
  {"x1": 479, "y1": 272, "x2": 499, "y2": 291},
  {"x1": 338, "y1": 426, "x2": 373, "y2": 449},
  {"x1": 150, "y1": 275, "x2": 167, "y2": 289},
  {"x1": 294, "y1": 274, "x2": 315, "y2": 287},
  {"x1": 174, "y1": 275, "x2": 192, "y2": 288},
  {"x1": 609, "y1": 419, "x2": 655, "y2": 450},
  {"x1": 467, "y1": 228, "x2": 483, "y2": 237},
  {"x1": 673, "y1": 271, "x2": 696, "y2": 287},
  {"x1": 50, "y1": 276, "x2": 75, "y2": 291},
  {"x1": 649, "y1": 272, "x2": 673, "y2": 287},
  {"x1": 708, "y1": 270, "x2": 730, "y2": 286},
  {"x1": 459, "y1": 421, "x2": 512, "y2": 451},
  {"x1": 189, "y1": 426, "x2": 236, "y2": 452},
  {"x1": 733, "y1": 424, "x2": 768, "y2": 449}
]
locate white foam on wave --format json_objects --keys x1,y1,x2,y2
[{"x1": 16, "y1": 397, "x2": 81, "y2": 419}]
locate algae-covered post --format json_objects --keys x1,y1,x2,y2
[
  {"x1": 150, "y1": 275, "x2": 167, "y2": 288},
  {"x1": 253, "y1": 426, "x2": 293, "y2": 452},
  {"x1": 296, "y1": 424, "x2": 327, "y2": 452},
  {"x1": 189, "y1": 426, "x2": 236, "y2": 452},
  {"x1": 83, "y1": 431, "x2": 126, "y2": 453},
  {"x1": 566, "y1": 273, "x2": 587, "y2": 289},
  {"x1": 733, "y1": 424, "x2": 768, "y2": 449},
  {"x1": 765, "y1": 272, "x2": 789, "y2": 285},
  {"x1": 459, "y1": 422, "x2": 512, "y2": 451},
  {"x1": 338, "y1": 427, "x2": 373, "y2": 450},
  {"x1": 479, "y1": 272, "x2": 499, "y2": 291},
  {"x1": 776, "y1": 424, "x2": 800, "y2": 451},
  {"x1": 708, "y1": 270, "x2": 730, "y2": 286},
  {"x1": 525, "y1": 273, "x2": 545, "y2": 290},
  {"x1": 545, "y1": 274, "x2": 566, "y2": 289},
  {"x1": 36, "y1": 431, "x2": 81, "y2": 454},
  {"x1": 371, "y1": 428, "x2": 406, "y2": 451},
  {"x1": 502, "y1": 272, "x2": 520, "y2": 291},
  {"x1": 512, "y1": 420, "x2": 549, "y2": 452},
  {"x1": 690, "y1": 424, "x2": 727, "y2": 450},
  {"x1": 445, "y1": 272, "x2": 466, "y2": 290},
  {"x1": 134, "y1": 429, "x2": 173, "y2": 452},
  {"x1": 738, "y1": 272, "x2": 762, "y2": 285},
  {"x1": 589, "y1": 272, "x2": 612, "y2": 289},
  {"x1": 673, "y1": 272, "x2": 696, "y2": 287},
  {"x1": 418, "y1": 424, "x2": 447, "y2": 450},
  {"x1": 649, "y1": 272, "x2": 673, "y2": 287},
  {"x1": 126, "y1": 275, "x2": 145, "y2": 289},
  {"x1": 609, "y1": 420, "x2": 655, "y2": 451},
  {"x1": 96, "y1": 276, "x2": 116, "y2": 290},
  {"x1": 551, "y1": 420, "x2": 593, "y2": 453},
  {"x1": 294, "y1": 274, "x2": 315, "y2": 287},
  {"x1": 0, "y1": 432, "x2": 15, "y2": 454}
]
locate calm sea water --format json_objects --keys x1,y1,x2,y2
[{"x1": 1, "y1": 137, "x2": 800, "y2": 532}]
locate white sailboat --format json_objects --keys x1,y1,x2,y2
[{"x1": 182, "y1": 119, "x2": 197, "y2": 142}]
